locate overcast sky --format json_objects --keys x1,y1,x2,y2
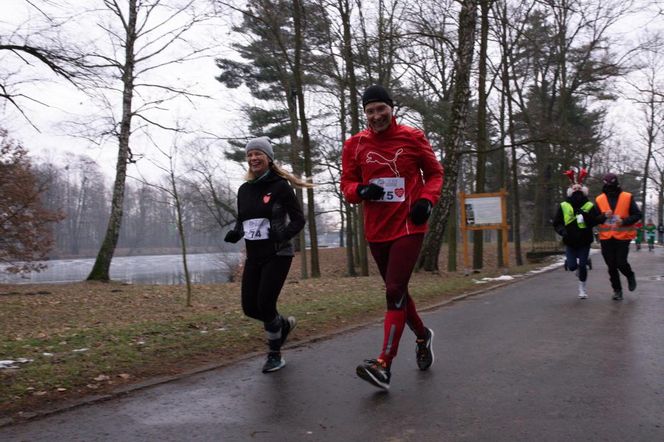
[
  {"x1": 2, "y1": 1, "x2": 663, "y2": 191},
  {"x1": 2, "y1": 0, "x2": 252, "y2": 184}
]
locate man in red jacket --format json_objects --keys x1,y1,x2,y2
[{"x1": 341, "y1": 85, "x2": 444, "y2": 389}]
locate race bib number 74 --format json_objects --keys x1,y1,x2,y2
[
  {"x1": 243, "y1": 218, "x2": 270, "y2": 240},
  {"x1": 370, "y1": 177, "x2": 405, "y2": 202}
]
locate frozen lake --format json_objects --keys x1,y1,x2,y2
[{"x1": 0, "y1": 252, "x2": 243, "y2": 285}]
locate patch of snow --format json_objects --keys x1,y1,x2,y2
[{"x1": 0, "y1": 358, "x2": 33, "y2": 369}]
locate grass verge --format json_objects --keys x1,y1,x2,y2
[{"x1": 0, "y1": 248, "x2": 549, "y2": 419}]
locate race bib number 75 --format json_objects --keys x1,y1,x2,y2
[
  {"x1": 370, "y1": 177, "x2": 405, "y2": 202},
  {"x1": 243, "y1": 218, "x2": 270, "y2": 240}
]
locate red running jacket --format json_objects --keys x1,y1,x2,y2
[{"x1": 341, "y1": 117, "x2": 444, "y2": 243}]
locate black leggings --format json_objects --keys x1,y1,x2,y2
[
  {"x1": 241, "y1": 255, "x2": 293, "y2": 324},
  {"x1": 600, "y1": 239, "x2": 634, "y2": 291}
]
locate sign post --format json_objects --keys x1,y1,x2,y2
[{"x1": 459, "y1": 189, "x2": 510, "y2": 269}]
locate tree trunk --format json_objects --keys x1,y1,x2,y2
[
  {"x1": 657, "y1": 168, "x2": 663, "y2": 228},
  {"x1": 292, "y1": 0, "x2": 320, "y2": 277},
  {"x1": 171, "y1": 167, "x2": 192, "y2": 306},
  {"x1": 641, "y1": 91, "x2": 656, "y2": 221},
  {"x1": 503, "y1": 23, "x2": 523, "y2": 265},
  {"x1": 338, "y1": 0, "x2": 368, "y2": 276},
  {"x1": 284, "y1": 79, "x2": 308, "y2": 279},
  {"x1": 87, "y1": 0, "x2": 137, "y2": 281},
  {"x1": 473, "y1": 0, "x2": 492, "y2": 270},
  {"x1": 418, "y1": 0, "x2": 478, "y2": 271},
  {"x1": 344, "y1": 201, "x2": 357, "y2": 276},
  {"x1": 447, "y1": 197, "x2": 457, "y2": 271}
]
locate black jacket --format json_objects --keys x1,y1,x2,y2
[
  {"x1": 552, "y1": 192, "x2": 602, "y2": 247},
  {"x1": 233, "y1": 170, "x2": 305, "y2": 260}
]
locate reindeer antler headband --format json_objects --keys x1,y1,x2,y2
[{"x1": 563, "y1": 168, "x2": 588, "y2": 185}]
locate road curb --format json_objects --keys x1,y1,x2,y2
[{"x1": 1, "y1": 258, "x2": 563, "y2": 428}]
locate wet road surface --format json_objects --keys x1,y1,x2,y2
[{"x1": 2, "y1": 247, "x2": 663, "y2": 441}]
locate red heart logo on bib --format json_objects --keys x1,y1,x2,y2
[{"x1": 395, "y1": 188, "x2": 405, "y2": 197}]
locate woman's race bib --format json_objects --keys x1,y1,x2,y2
[
  {"x1": 370, "y1": 177, "x2": 405, "y2": 202},
  {"x1": 243, "y1": 218, "x2": 270, "y2": 240}
]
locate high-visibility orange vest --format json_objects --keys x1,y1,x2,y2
[{"x1": 595, "y1": 192, "x2": 636, "y2": 240}]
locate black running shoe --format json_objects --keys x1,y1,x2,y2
[
  {"x1": 280, "y1": 316, "x2": 297, "y2": 347},
  {"x1": 356, "y1": 359, "x2": 390, "y2": 390},
  {"x1": 416, "y1": 327, "x2": 435, "y2": 371},
  {"x1": 612, "y1": 290, "x2": 623, "y2": 301},
  {"x1": 627, "y1": 274, "x2": 637, "y2": 292},
  {"x1": 262, "y1": 352, "x2": 286, "y2": 373},
  {"x1": 587, "y1": 257, "x2": 592, "y2": 270}
]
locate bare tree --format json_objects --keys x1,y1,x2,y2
[
  {"x1": 138, "y1": 137, "x2": 194, "y2": 306},
  {"x1": 0, "y1": 1, "x2": 93, "y2": 124},
  {"x1": 418, "y1": 0, "x2": 478, "y2": 272},
  {"x1": 292, "y1": 0, "x2": 321, "y2": 276},
  {"x1": 183, "y1": 140, "x2": 238, "y2": 234},
  {"x1": 86, "y1": 0, "x2": 212, "y2": 281},
  {"x1": 625, "y1": 34, "x2": 664, "y2": 222}
]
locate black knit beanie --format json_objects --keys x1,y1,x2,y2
[{"x1": 362, "y1": 85, "x2": 393, "y2": 109}]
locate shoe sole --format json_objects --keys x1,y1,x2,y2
[
  {"x1": 417, "y1": 328, "x2": 435, "y2": 371},
  {"x1": 356, "y1": 366, "x2": 390, "y2": 390},
  {"x1": 262, "y1": 358, "x2": 286, "y2": 373}
]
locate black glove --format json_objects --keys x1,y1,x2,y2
[
  {"x1": 224, "y1": 230, "x2": 242, "y2": 243},
  {"x1": 357, "y1": 183, "x2": 385, "y2": 200},
  {"x1": 410, "y1": 199, "x2": 432, "y2": 225}
]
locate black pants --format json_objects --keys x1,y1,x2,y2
[
  {"x1": 241, "y1": 255, "x2": 293, "y2": 324},
  {"x1": 600, "y1": 239, "x2": 634, "y2": 291}
]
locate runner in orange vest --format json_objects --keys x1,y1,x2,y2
[{"x1": 595, "y1": 173, "x2": 642, "y2": 301}]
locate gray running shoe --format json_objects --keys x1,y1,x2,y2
[
  {"x1": 416, "y1": 327, "x2": 435, "y2": 370},
  {"x1": 612, "y1": 290, "x2": 623, "y2": 301},
  {"x1": 262, "y1": 352, "x2": 286, "y2": 373}
]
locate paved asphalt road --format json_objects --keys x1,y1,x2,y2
[{"x1": 2, "y1": 247, "x2": 663, "y2": 441}]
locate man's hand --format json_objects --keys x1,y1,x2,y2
[
  {"x1": 357, "y1": 183, "x2": 385, "y2": 200},
  {"x1": 410, "y1": 199, "x2": 433, "y2": 225},
  {"x1": 224, "y1": 230, "x2": 242, "y2": 243}
]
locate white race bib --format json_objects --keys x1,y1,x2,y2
[
  {"x1": 576, "y1": 214, "x2": 584, "y2": 224},
  {"x1": 243, "y1": 218, "x2": 270, "y2": 240},
  {"x1": 370, "y1": 177, "x2": 405, "y2": 202}
]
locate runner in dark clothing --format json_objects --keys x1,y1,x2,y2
[
  {"x1": 595, "y1": 172, "x2": 642, "y2": 301},
  {"x1": 552, "y1": 169, "x2": 602, "y2": 299},
  {"x1": 224, "y1": 137, "x2": 311, "y2": 373}
]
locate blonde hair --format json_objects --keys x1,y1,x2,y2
[{"x1": 245, "y1": 162, "x2": 315, "y2": 189}]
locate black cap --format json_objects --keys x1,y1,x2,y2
[
  {"x1": 603, "y1": 173, "x2": 619, "y2": 186},
  {"x1": 362, "y1": 85, "x2": 393, "y2": 109}
]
